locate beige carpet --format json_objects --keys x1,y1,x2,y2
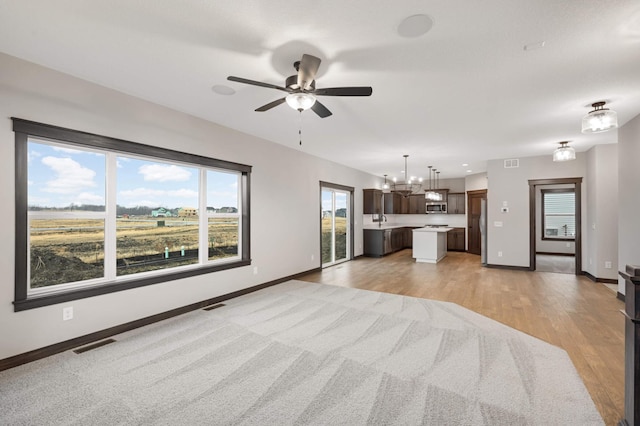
[{"x1": 0, "y1": 280, "x2": 603, "y2": 425}]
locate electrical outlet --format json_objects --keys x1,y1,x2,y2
[
  {"x1": 311, "y1": 254, "x2": 315, "y2": 261},
  {"x1": 253, "y1": 266, "x2": 258, "y2": 275},
  {"x1": 62, "y1": 306, "x2": 73, "y2": 321},
  {"x1": 605, "y1": 261, "x2": 612, "y2": 269},
  {"x1": 498, "y1": 251, "x2": 503, "y2": 257}
]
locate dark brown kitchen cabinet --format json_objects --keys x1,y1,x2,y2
[
  {"x1": 384, "y1": 192, "x2": 405, "y2": 214},
  {"x1": 363, "y1": 189, "x2": 383, "y2": 214},
  {"x1": 408, "y1": 194, "x2": 426, "y2": 214},
  {"x1": 447, "y1": 227, "x2": 466, "y2": 251},
  {"x1": 363, "y1": 227, "x2": 414, "y2": 257},
  {"x1": 448, "y1": 193, "x2": 466, "y2": 215}
]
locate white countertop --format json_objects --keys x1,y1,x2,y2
[
  {"x1": 363, "y1": 225, "x2": 452, "y2": 232},
  {"x1": 413, "y1": 227, "x2": 452, "y2": 233},
  {"x1": 363, "y1": 225, "x2": 423, "y2": 230}
]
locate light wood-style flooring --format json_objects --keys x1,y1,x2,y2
[{"x1": 299, "y1": 250, "x2": 625, "y2": 425}]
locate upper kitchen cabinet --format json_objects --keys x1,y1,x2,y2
[
  {"x1": 448, "y1": 193, "x2": 466, "y2": 215},
  {"x1": 384, "y1": 192, "x2": 406, "y2": 214},
  {"x1": 408, "y1": 194, "x2": 426, "y2": 214},
  {"x1": 363, "y1": 189, "x2": 383, "y2": 214}
]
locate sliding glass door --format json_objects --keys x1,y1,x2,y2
[{"x1": 321, "y1": 185, "x2": 351, "y2": 267}]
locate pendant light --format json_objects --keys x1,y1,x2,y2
[
  {"x1": 552, "y1": 141, "x2": 576, "y2": 162},
  {"x1": 581, "y1": 101, "x2": 618, "y2": 133},
  {"x1": 382, "y1": 174, "x2": 390, "y2": 190},
  {"x1": 425, "y1": 166, "x2": 439, "y2": 201},
  {"x1": 391, "y1": 155, "x2": 422, "y2": 197}
]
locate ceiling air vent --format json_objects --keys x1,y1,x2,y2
[{"x1": 504, "y1": 159, "x2": 519, "y2": 168}]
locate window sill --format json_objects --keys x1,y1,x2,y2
[{"x1": 13, "y1": 259, "x2": 251, "y2": 312}]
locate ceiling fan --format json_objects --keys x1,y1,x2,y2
[{"x1": 227, "y1": 54, "x2": 372, "y2": 118}]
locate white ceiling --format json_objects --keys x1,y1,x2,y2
[{"x1": 1, "y1": 0, "x2": 639, "y2": 179}]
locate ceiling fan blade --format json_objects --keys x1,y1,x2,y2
[
  {"x1": 311, "y1": 100, "x2": 332, "y2": 118},
  {"x1": 314, "y1": 87, "x2": 373, "y2": 96},
  {"x1": 227, "y1": 76, "x2": 289, "y2": 92},
  {"x1": 297, "y1": 54, "x2": 322, "y2": 90},
  {"x1": 255, "y1": 97, "x2": 287, "y2": 112}
]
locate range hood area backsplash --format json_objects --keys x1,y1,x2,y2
[{"x1": 362, "y1": 213, "x2": 466, "y2": 228}]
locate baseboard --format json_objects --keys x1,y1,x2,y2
[
  {"x1": 582, "y1": 271, "x2": 619, "y2": 284},
  {"x1": 484, "y1": 264, "x2": 531, "y2": 272},
  {"x1": 536, "y1": 252, "x2": 575, "y2": 257},
  {"x1": 617, "y1": 292, "x2": 625, "y2": 302},
  {"x1": 0, "y1": 267, "x2": 321, "y2": 372}
]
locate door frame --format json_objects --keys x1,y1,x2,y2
[
  {"x1": 319, "y1": 181, "x2": 354, "y2": 267},
  {"x1": 467, "y1": 189, "x2": 487, "y2": 255},
  {"x1": 528, "y1": 177, "x2": 582, "y2": 275}
]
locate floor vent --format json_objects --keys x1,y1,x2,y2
[
  {"x1": 203, "y1": 303, "x2": 226, "y2": 311},
  {"x1": 504, "y1": 158, "x2": 519, "y2": 168},
  {"x1": 73, "y1": 338, "x2": 116, "y2": 354}
]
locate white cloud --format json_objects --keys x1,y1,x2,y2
[
  {"x1": 52, "y1": 146, "x2": 83, "y2": 154},
  {"x1": 41, "y1": 156, "x2": 97, "y2": 194},
  {"x1": 119, "y1": 187, "x2": 198, "y2": 199},
  {"x1": 74, "y1": 192, "x2": 105, "y2": 205},
  {"x1": 139, "y1": 164, "x2": 191, "y2": 182},
  {"x1": 167, "y1": 189, "x2": 198, "y2": 198}
]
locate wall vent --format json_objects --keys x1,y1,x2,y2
[{"x1": 504, "y1": 159, "x2": 519, "y2": 168}]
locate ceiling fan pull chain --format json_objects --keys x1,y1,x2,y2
[{"x1": 299, "y1": 110, "x2": 303, "y2": 146}]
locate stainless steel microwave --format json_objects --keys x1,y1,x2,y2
[{"x1": 426, "y1": 202, "x2": 447, "y2": 214}]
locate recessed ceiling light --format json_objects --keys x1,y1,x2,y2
[
  {"x1": 397, "y1": 14, "x2": 434, "y2": 38},
  {"x1": 212, "y1": 85, "x2": 236, "y2": 95},
  {"x1": 523, "y1": 41, "x2": 546, "y2": 51},
  {"x1": 466, "y1": 170, "x2": 473, "y2": 173},
  {"x1": 462, "y1": 163, "x2": 469, "y2": 167}
]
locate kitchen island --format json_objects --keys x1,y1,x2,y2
[{"x1": 412, "y1": 227, "x2": 452, "y2": 263}]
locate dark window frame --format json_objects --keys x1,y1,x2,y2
[
  {"x1": 13, "y1": 118, "x2": 252, "y2": 311},
  {"x1": 541, "y1": 188, "x2": 575, "y2": 241}
]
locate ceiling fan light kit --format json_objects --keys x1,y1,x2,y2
[
  {"x1": 581, "y1": 101, "x2": 618, "y2": 133},
  {"x1": 285, "y1": 93, "x2": 316, "y2": 111},
  {"x1": 552, "y1": 141, "x2": 576, "y2": 162}
]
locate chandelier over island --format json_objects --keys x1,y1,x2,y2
[{"x1": 390, "y1": 155, "x2": 423, "y2": 197}]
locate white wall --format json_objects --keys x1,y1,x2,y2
[
  {"x1": 585, "y1": 144, "x2": 618, "y2": 280},
  {"x1": 0, "y1": 53, "x2": 381, "y2": 360},
  {"x1": 618, "y1": 113, "x2": 640, "y2": 295},
  {"x1": 465, "y1": 172, "x2": 488, "y2": 191},
  {"x1": 486, "y1": 154, "x2": 587, "y2": 267}
]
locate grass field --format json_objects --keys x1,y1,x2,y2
[
  {"x1": 29, "y1": 216, "x2": 239, "y2": 286},
  {"x1": 321, "y1": 217, "x2": 347, "y2": 264}
]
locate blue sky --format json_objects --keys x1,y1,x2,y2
[
  {"x1": 28, "y1": 140, "x2": 238, "y2": 210},
  {"x1": 322, "y1": 189, "x2": 347, "y2": 212}
]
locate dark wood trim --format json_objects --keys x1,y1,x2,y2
[
  {"x1": 485, "y1": 264, "x2": 531, "y2": 272},
  {"x1": 540, "y1": 188, "x2": 576, "y2": 241},
  {"x1": 12, "y1": 118, "x2": 252, "y2": 173},
  {"x1": 466, "y1": 189, "x2": 488, "y2": 196},
  {"x1": 536, "y1": 252, "x2": 576, "y2": 257},
  {"x1": 582, "y1": 271, "x2": 619, "y2": 284},
  {"x1": 12, "y1": 117, "x2": 253, "y2": 311},
  {"x1": 319, "y1": 182, "x2": 355, "y2": 267},
  {"x1": 14, "y1": 132, "x2": 28, "y2": 302},
  {"x1": 0, "y1": 267, "x2": 321, "y2": 372},
  {"x1": 618, "y1": 292, "x2": 626, "y2": 302},
  {"x1": 528, "y1": 177, "x2": 582, "y2": 275},
  {"x1": 14, "y1": 260, "x2": 251, "y2": 312}
]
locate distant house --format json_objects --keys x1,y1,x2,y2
[
  {"x1": 217, "y1": 207, "x2": 238, "y2": 213},
  {"x1": 178, "y1": 207, "x2": 198, "y2": 217},
  {"x1": 151, "y1": 207, "x2": 172, "y2": 217}
]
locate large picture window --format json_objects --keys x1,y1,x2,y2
[
  {"x1": 14, "y1": 118, "x2": 251, "y2": 311},
  {"x1": 541, "y1": 189, "x2": 575, "y2": 240}
]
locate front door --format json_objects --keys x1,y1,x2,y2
[{"x1": 467, "y1": 190, "x2": 487, "y2": 255}]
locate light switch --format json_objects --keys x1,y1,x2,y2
[{"x1": 494, "y1": 221, "x2": 503, "y2": 227}]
